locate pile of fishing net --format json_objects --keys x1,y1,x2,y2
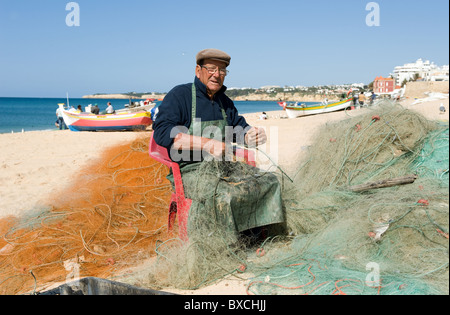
[
  {"x1": 248, "y1": 102, "x2": 448, "y2": 295},
  {"x1": 0, "y1": 136, "x2": 173, "y2": 295},
  {"x1": 131, "y1": 101, "x2": 448, "y2": 295},
  {"x1": 0, "y1": 101, "x2": 448, "y2": 295}
]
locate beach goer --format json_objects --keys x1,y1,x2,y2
[
  {"x1": 260, "y1": 112, "x2": 268, "y2": 120},
  {"x1": 55, "y1": 106, "x2": 67, "y2": 130},
  {"x1": 359, "y1": 92, "x2": 366, "y2": 107},
  {"x1": 152, "y1": 48, "x2": 285, "y2": 244},
  {"x1": 370, "y1": 92, "x2": 376, "y2": 105},
  {"x1": 91, "y1": 104, "x2": 100, "y2": 115},
  {"x1": 106, "y1": 102, "x2": 115, "y2": 114}
]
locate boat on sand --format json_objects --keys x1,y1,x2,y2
[
  {"x1": 58, "y1": 104, "x2": 152, "y2": 132},
  {"x1": 278, "y1": 98, "x2": 353, "y2": 118}
]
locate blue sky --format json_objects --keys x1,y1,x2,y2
[{"x1": 0, "y1": 0, "x2": 448, "y2": 97}]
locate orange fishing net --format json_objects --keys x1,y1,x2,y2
[{"x1": 0, "y1": 134, "x2": 172, "y2": 295}]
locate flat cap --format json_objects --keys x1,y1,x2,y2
[{"x1": 196, "y1": 48, "x2": 231, "y2": 66}]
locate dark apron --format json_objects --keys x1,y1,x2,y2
[{"x1": 171, "y1": 84, "x2": 284, "y2": 242}]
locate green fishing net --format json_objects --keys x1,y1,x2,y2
[
  {"x1": 247, "y1": 102, "x2": 449, "y2": 295},
  {"x1": 126, "y1": 101, "x2": 448, "y2": 295}
]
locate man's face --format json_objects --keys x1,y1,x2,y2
[{"x1": 195, "y1": 59, "x2": 228, "y2": 97}]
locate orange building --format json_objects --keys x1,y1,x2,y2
[{"x1": 373, "y1": 76, "x2": 395, "y2": 94}]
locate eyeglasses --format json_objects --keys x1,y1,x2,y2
[{"x1": 201, "y1": 65, "x2": 229, "y2": 76}]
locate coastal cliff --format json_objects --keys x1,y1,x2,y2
[
  {"x1": 82, "y1": 94, "x2": 166, "y2": 100},
  {"x1": 233, "y1": 93, "x2": 335, "y2": 102},
  {"x1": 83, "y1": 82, "x2": 449, "y2": 102},
  {"x1": 82, "y1": 92, "x2": 332, "y2": 102}
]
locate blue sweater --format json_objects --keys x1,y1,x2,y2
[{"x1": 153, "y1": 77, "x2": 250, "y2": 152}]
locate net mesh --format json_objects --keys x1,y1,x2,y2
[
  {"x1": 0, "y1": 136, "x2": 172, "y2": 295},
  {"x1": 245, "y1": 102, "x2": 449, "y2": 295},
  {"x1": 136, "y1": 101, "x2": 448, "y2": 295},
  {"x1": 0, "y1": 101, "x2": 448, "y2": 295}
]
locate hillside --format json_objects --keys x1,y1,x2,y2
[{"x1": 82, "y1": 81, "x2": 449, "y2": 102}]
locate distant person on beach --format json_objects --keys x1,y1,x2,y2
[
  {"x1": 55, "y1": 106, "x2": 67, "y2": 130},
  {"x1": 91, "y1": 104, "x2": 100, "y2": 115},
  {"x1": 260, "y1": 112, "x2": 268, "y2": 120},
  {"x1": 370, "y1": 92, "x2": 376, "y2": 105},
  {"x1": 359, "y1": 92, "x2": 366, "y2": 106},
  {"x1": 152, "y1": 48, "x2": 285, "y2": 243},
  {"x1": 353, "y1": 94, "x2": 358, "y2": 106},
  {"x1": 106, "y1": 102, "x2": 115, "y2": 114}
]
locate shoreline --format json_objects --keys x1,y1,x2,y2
[
  {"x1": 0, "y1": 100, "x2": 282, "y2": 135},
  {"x1": 0, "y1": 102, "x2": 281, "y2": 136}
]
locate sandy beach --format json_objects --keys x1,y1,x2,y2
[{"x1": 0, "y1": 95, "x2": 448, "y2": 294}]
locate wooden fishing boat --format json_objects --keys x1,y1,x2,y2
[
  {"x1": 58, "y1": 103, "x2": 152, "y2": 132},
  {"x1": 278, "y1": 97, "x2": 353, "y2": 118}
]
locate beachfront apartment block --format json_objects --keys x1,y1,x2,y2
[
  {"x1": 373, "y1": 76, "x2": 395, "y2": 94},
  {"x1": 391, "y1": 58, "x2": 449, "y2": 86}
]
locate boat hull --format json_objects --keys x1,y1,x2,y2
[
  {"x1": 60, "y1": 106, "x2": 152, "y2": 132},
  {"x1": 284, "y1": 98, "x2": 353, "y2": 118}
]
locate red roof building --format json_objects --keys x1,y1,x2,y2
[{"x1": 373, "y1": 76, "x2": 395, "y2": 94}]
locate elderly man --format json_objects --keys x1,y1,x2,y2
[{"x1": 153, "y1": 48, "x2": 285, "y2": 244}]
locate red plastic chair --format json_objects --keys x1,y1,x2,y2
[{"x1": 148, "y1": 133, "x2": 256, "y2": 241}]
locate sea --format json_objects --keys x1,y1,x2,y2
[{"x1": 0, "y1": 97, "x2": 304, "y2": 134}]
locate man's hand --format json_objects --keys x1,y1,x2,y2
[
  {"x1": 245, "y1": 127, "x2": 267, "y2": 147},
  {"x1": 203, "y1": 138, "x2": 226, "y2": 160}
]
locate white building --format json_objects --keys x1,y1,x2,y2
[
  {"x1": 429, "y1": 65, "x2": 449, "y2": 82},
  {"x1": 351, "y1": 83, "x2": 365, "y2": 90},
  {"x1": 391, "y1": 59, "x2": 449, "y2": 86},
  {"x1": 260, "y1": 85, "x2": 281, "y2": 93}
]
